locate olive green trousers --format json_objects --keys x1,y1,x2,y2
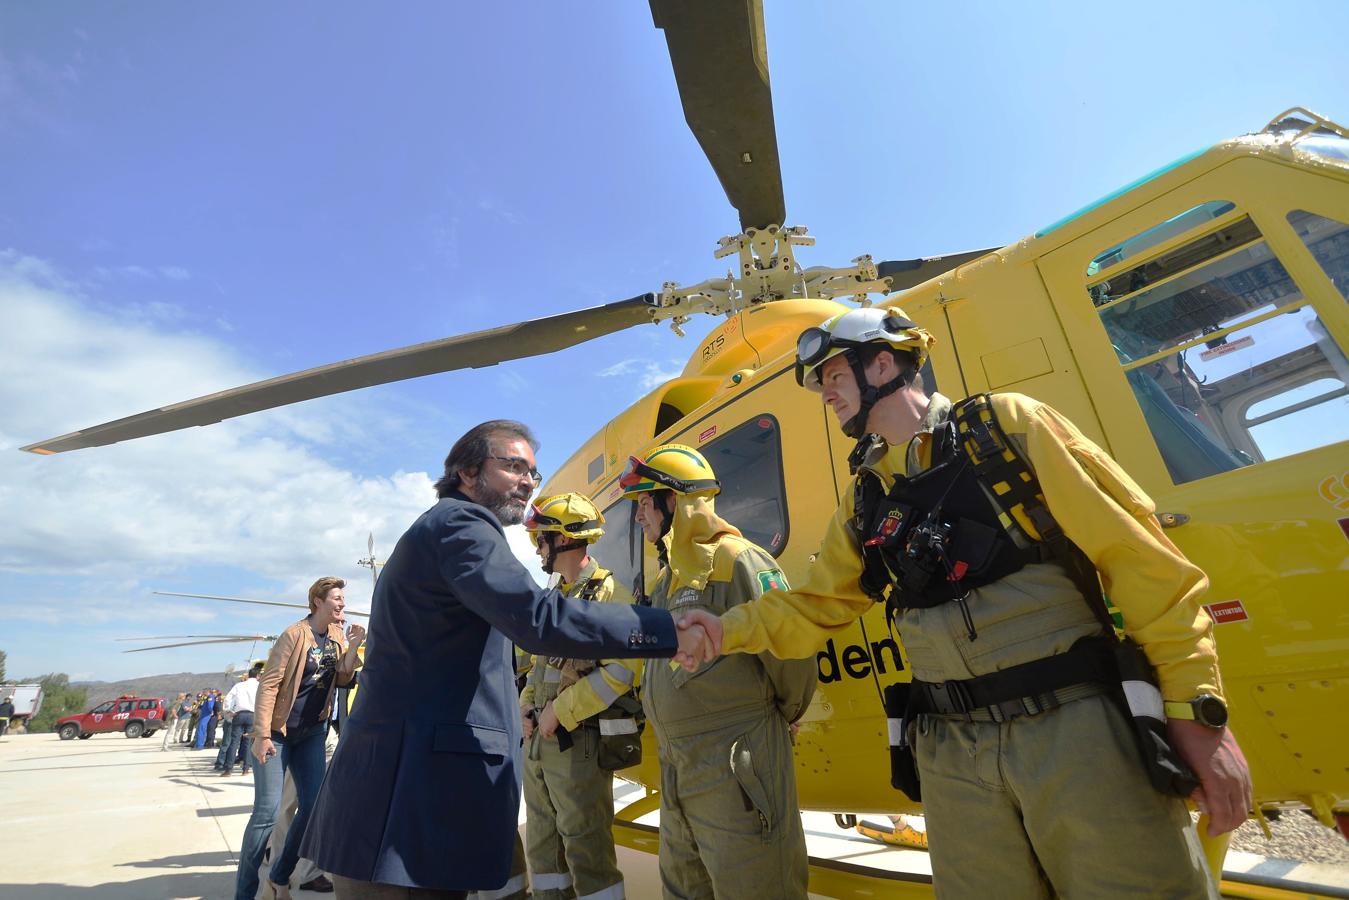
[
  {"x1": 523, "y1": 726, "x2": 625, "y2": 900},
  {"x1": 914, "y1": 692, "x2": 1218, "y2": 899},
  {"x1": 655, "y1": 715, "x2": 807, "y2": 900}
]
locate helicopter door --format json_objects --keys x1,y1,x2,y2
[{"x1": 1037, "y1": 158, "x2": 1349, "y2": 800}]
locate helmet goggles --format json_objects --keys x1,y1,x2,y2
[
  {"x1": 794, "y1": 313, "x2": 924, "y2": 390},
  {"x1": 795, "y1": 328, "x2": 870, "y2": 388},
  {"x1": 619, "y1": 455, "x2": 719, "y2": 496},
  {"x1": 524, "y1": 503, "x2": 600, "y2": 535}
]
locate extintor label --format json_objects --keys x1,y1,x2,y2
[{"x1": 1204, "y1": 600, "x2": 1249, "y2": 624}]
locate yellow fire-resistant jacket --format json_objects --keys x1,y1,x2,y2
[
  {"x1": 644, "y1": 534, "x2": 816, "y2": 740},
  {"x1": 519, "y1": 557, "x2": 641, "y2": 731},
  {"x1": 719, "y1": 392, "x2": 1223, "y2": 703}
]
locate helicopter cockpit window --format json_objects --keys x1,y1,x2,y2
[
  {"x1": 1088, "y1": 211, "x2": 1349, "y2": 483},
  {"x1": 1288, "y1": 210, "x2": 1349, "y2": 302},
  {"x1": 702, "y1": 415, "x2": 788, "y2": 557},
  {"x1": 593, "y1": 499, "x2": 642, "y2": 605},
  {"x1": 1085, "y1": 201, "x2": 1236, "y2": 280}
]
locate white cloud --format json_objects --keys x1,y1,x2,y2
[
  {"x1": 595, "y1": 357, "x2": 684, "y2": 392},
  {"x1": 92, "y1": 263, "x2": 191, "y2": 282},
  {"x1": 0, "y1": 251, "x2": 545, "y2": 618}
]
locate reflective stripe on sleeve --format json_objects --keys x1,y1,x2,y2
[
  {"x1": 601, "y1": 662, "x2": 635, "y2": 685},
  {"x1": 583, "y1": 670, "x2": 620, "y2": 705},
  {"x1": 543, "y1": 668, "x2": 562, "y2": 684},
  {"x1": 598, "y1": 717, "x2": 639, "y2": 736}
]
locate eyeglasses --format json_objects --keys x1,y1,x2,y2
[{"x1": 488, "y1": 455, "x2": 543, "y2": 484}]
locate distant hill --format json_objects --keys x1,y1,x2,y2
[{"x1": 73, "y1": 672, "x2": 246, "y2": 708}]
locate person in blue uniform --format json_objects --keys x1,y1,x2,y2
[{"x1": 301, "y1": 420, "x2": 706, "y2": 900}]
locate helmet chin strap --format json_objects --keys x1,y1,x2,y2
[
  {"x1": 652, "y1": 493, "x2": 675, "y2": 569},
  {"x1": 539, "y1": 533, "x2": 587, "y2": 575},
  {"x1": 840, "y1": 349, "x2": 910, "y2": 439}
]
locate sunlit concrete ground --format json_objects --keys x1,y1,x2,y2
[{"x1": 1, "y1": 733, "x2": 1344, "y2": 899}]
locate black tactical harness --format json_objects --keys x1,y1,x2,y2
[
  {"x1": 855, "y1": 394, "x2": 1199, "y2": 801},
  {"x1": 575, "y1": 574, "x2": 607, "y2": 602},
  {"x1": 853, "y1": 394, "x2": 1080, "y2": 637}
]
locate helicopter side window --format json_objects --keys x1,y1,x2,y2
[
  {"x1": 1087, "y1": 210, "x2": 1349, "y2": 483},
  {"x1": 593, "y1": 499, "x2": 642, "y2": 605},
  {"x1": 1288, "y1": 210, "x2": 1349, "y2": 302},
  {"x1": 702, "y1": 415, "x2": 789, "y2": 557}
]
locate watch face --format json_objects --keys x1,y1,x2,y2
[{"x1": 1197, "y1": 695, "x2": 1228, "y2": 728}]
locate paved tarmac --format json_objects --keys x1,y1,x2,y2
[
  {"x1": 0, "y1": 732, "x2": 242, "y2": 898},
  {"x1": 2, "y1": 732, "x2": 1345, "y2": 899},
  {"x1": 0, "y1": 732, "x2": 674, "y2": 900}
]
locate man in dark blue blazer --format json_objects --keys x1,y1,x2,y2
[{"x1": 302, "y1": 420, "x2": 701, "y2": 899}]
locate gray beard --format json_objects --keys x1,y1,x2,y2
[{"x1": 476, "y1": 471, "x2": 528, "y2": 526}]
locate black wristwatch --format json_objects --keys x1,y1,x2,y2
[{"x1": 1164, "y1": 693, "x2": 1228, "y2": 728}]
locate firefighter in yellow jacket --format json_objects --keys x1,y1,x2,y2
[
  {"x1": 676, "y1": 308, "x2": 1252, "y2": 898},
  {"x1": 518, "y1": 492, "x2": 634, "y2": 900},
  {"x1": 619, "y1": 445, "x2": 816, "y2": 900}
]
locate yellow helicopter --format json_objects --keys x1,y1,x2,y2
[{"x1": 19, "y1": 1, "x2": 1349, "y2": 896}]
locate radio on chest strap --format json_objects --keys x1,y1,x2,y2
[{"x1": 853, "y1": 394, "x2": 1071, "y2": 633}]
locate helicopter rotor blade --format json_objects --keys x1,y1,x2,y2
[
  {"x1": 151, "y1": 590, "x2": 371, "y2": 618},
  {"x1": 650, "y1": 0, "x2": 785, "y2": 232},
  {"x1": 123, "y1": 636, "x2": 275, "y2": 653},
  {"x1": 22, "y1": 293, "x2": 656, "y2": 454},
  {"x1": 876, "y1": 249, "x2": 999, "y2": 294},
  {"x1": 115, "y1": 634, "x2": 261, "y2": 642}
]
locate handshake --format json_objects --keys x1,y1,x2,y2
[{"x1": 672, "y1": 609, "x2": 724, "y2": 671}]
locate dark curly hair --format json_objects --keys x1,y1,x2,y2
[{"x1": 434, "y1": 420, "x2": 539, "y2": 498}]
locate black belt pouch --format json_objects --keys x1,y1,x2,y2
[
  {"x1": 883, "y1": 682, "x2": 922, "y2": 802},
  {"x1": 1111, "y1": 637, "x2": 1200, "y2": 797}
]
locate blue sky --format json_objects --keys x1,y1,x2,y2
[{"x1": 2, "y1": 1, "x2": 1347, "y2": 682}]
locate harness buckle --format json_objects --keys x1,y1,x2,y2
[
  {"x1": 927, "y1": 680, "x2": 974, "y2": 716},
  {"x1": 966, "y1": 421, "x2": 1003, "y2": 461},
  {"x1": 987, "y1": 691, "x2": 1061, "y2": 723}
]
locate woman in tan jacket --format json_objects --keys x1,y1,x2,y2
[{"x1": 233, "y1": 576, "x2": 365, "y2": 900}]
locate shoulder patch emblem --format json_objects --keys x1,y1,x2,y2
[
  {"x1": 673, "y1": 587, "x2": 700, "y2": 607},
  {"x1": 756, "y1": 568, "x2": 788, "y2": 592}
]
